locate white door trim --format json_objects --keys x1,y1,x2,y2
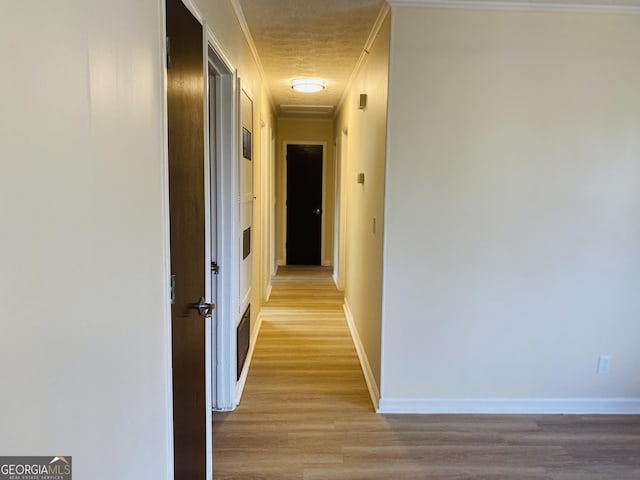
[
  {"x1": 160, "y1": 2, "x2": 174, "y2": 477},
  {"x1": 260, "y1": 117, "x2": 272, "y2": 301},
  {"x1": 201, "y1": 20, "x2": 213, "y2": 480},
  {"x1": 270, "y1": 132, "x2": 277, "y2": 276},
  {"x1": 206, "y1": 37, "x2": 238, "y2": 412},
  {"x1": 335, "y1": 129, "x2": 348, "y2": 290}
]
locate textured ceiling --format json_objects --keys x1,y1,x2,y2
[
  {"x1": 237, "y1": 0, "x2": 640, "y2": 117},
  {"x1": 238, "y1": 0, "x2": 386, "y2": 117}
]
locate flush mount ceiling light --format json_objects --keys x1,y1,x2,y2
[{"x1": 291, "y1": 79, "x2": 326, "y2": 93}]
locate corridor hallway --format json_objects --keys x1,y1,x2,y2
[
  {"x1": 212, "y1": 267, "x2": 640, "y2": 480},
  {"x1": 212, "y1": 265, "x2": 376, "y2": 479}
]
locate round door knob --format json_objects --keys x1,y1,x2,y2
[{"x1": 191, "y1": 296, "x2": 214, "y2": 318}]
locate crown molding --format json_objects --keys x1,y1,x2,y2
[
  {"x1": 181, "y1": 0, "x2": 204, "y2": 22},
  {"x1": 230, "y1": 0, "x2": 276, "y2": 112},
  {"x1": 386, "y1": 0, "x2": 640, "y2": 14},
  {"x1": 335, "y1": 2, "x2": 392, "y2": 116}
]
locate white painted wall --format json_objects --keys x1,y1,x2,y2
[
  {"x1": 382, "y1": 7, "x2": 640, "y2": 408},
  {"x1": 335, "y1": 14, "x2": 391, "y2": 406},
  {"x1": 0, "y1": 1, "x2": 172, "y2": 478}
]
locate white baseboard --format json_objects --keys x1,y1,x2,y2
[
  {"x1": 343, "y1": 301, "x2": 380, "y2": 410},
  {"x1": 378, "y1": 397, "x2": 640, "y2": 415},
  {"x1": 265, "y1": 283, "x2": 272, "y2": 301},
  {"x1": 322, "y1": 260, "x2": 333, "y2": 267},
  {"x1": 332, "y1": 271, "x2": 344, "y2": 291},
  {"x1": 234, "y1": 311, "x2": 264, "y2": 405}
]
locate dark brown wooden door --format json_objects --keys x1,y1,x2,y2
[
  {"x1": 166, "y1": 0, "x2": 208, "y2": 478},
  {"x1": 286, "y1": 144, "x2": 323, "y2": 265}
]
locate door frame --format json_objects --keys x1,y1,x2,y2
[
  {"x1": 163, "y1": 0, "x2": 212, "y2": 478},
  {"x1": 283, "y1": 141, "x2": 327, "y2": 266},
  {"x1": 206, "y1": 32, "x2": 239, "y2": 412},
  {"x1": 260, "y1": 117, "x2": 272, "y2": 301},
  {"x1": 270, "y1": 132, "x2": 277, "y2": 276},
  {"x1": 334, "y1": 129, "x2": 348, "y2": 290},
  {"x1": 162, "y1": 1, "x2": 242, "y2": 478}
]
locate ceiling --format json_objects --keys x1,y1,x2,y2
[
  {"x1": 237, "y1": 0, "x2": 386, "y2": 117},
  {"x1": 236, "y1": 0, "x2": 640, "y2": 118}
]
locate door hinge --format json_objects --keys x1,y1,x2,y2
[
  {"x1": 170, "y1": 274, "x2": 176, "y2": 305},
  {"x1": 211, "y1": 262, "x2": 220, "y2": 275},
  {"x1": 166, "y1": 36, "x2": 171, "y2": 69}
]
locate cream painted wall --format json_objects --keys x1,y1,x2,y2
[
  {"x1": 276, "y1": 118, "x2": 335, "y2": 266},
  {"x1": 383, "y1": 8, "x2": 640, "y2": 402},
  {"x1": 0, "y1": 1, "x2": 172, "y2": 478},
  {"x1": 335, "y1": 14, "x2": 391, "y2": 400}
]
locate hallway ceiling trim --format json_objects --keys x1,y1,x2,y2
[
  {"x1": 279, "y1": 104, "x2": 335, "y2": 116},
  {"x1": 334, "y1": 2, "x2": 390, "y2": 115},
  {"x1": 236, "y1": 0, "x2": 388, "y2": 118},
  {"x1": 387, "y1": 0, "x2": 640, "y2": 13},
  {"x1": 230, "y1": 0, "x2": 275, "y2": 111},
  {"x1": 230, "y1": 0, "x2": 640, "y2": 121}
]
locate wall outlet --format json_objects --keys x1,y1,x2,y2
[{"x1": 597, "y1": 355, "x2": 611, "y2": 375}]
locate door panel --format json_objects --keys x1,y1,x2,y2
[
  {"x1": 208, "y1": 69, "x2": 219, "y2": 405},
  {"x1": 166, "y1": 0, "x2": 208, "y2": 478},
  {"x1": 286, "y1": 144, "x2": 323, "y2": 265}
]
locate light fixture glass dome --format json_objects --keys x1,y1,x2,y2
[{"x1": 291, "y1": 79, "x2": 326, "y2": 93}]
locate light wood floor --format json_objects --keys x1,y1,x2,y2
[{"x1": 213, "y1": 266, "x2": 640, "y2": 479}]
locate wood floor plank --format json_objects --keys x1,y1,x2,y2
[{"x1": 213, "y1": 266, "x2": 640, "y2": 479}]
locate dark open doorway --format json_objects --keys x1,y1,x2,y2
[{"x1": 286, "y1": 144, "x2": 323, "y2": 265}]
